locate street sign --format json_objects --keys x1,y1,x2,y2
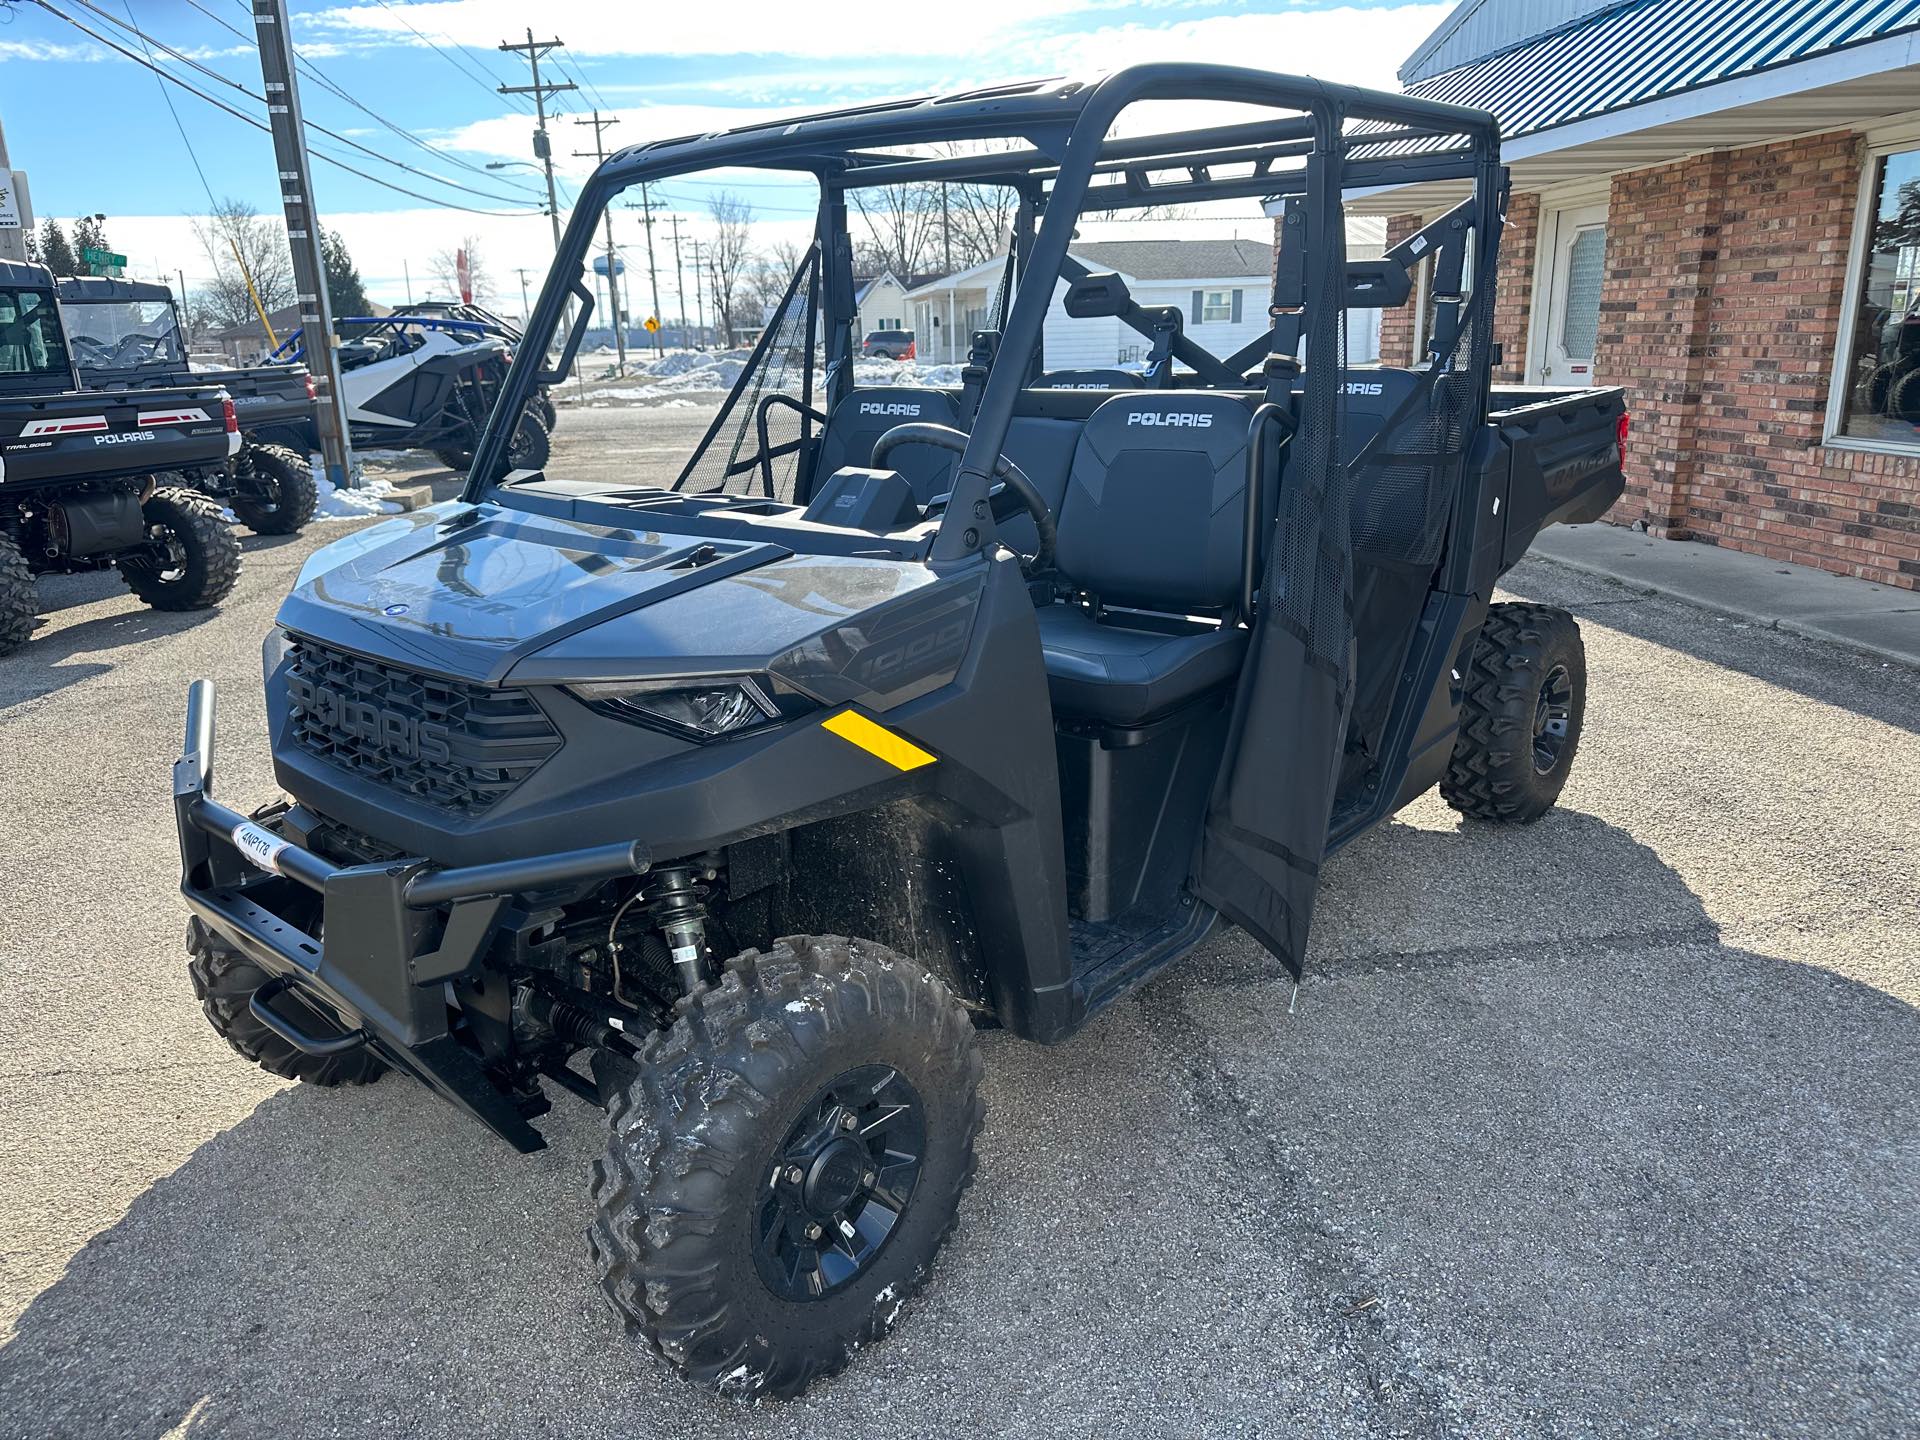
[
  {"x1": 0, "y1": 174, "x2": 21, "y2": 231},
  {"x1": 81, "y1": 245, "x2": 128, "y2": 277},
  {"x1": 592, "y1": 253, "x2": 625, "y2": 277},
  {"x1": 644, "y1": 315, "x2": 659, "y2": 333}
]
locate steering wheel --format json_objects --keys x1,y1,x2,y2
[{"x1": 872, "y1": 421, "x2": 1056, "y2": 575}]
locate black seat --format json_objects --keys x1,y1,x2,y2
[
  {"x1": 1038, "y1": 391, "x2": 1254, "y2": 724},
  {"x1": 814, "y1": 388, "x2": 961, "y2": 505},
  {"x1": 1035, "y1": 368, "x2": 1139, "y2": 390}
]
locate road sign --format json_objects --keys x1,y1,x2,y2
[
  {"x1": 81, "y1": 245, "x2": 128, "y2": 277},
  {"x1": 644, "y1": 315, "x2": 659, "y2": 333},
  {"x1": 592, "y1": 253, "x2": 625, "y2": 277},
  {"x1": 0, "y1": 174, "x2": 21, "y2": 231}
]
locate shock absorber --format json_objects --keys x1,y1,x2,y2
[{"x1": 645, "y1": 866, "x2": 711, "y2": 995}]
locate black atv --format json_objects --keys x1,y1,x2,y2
[
  {"x1": 1, "y1": 260, "x2": 241, "y2": 654},
  {"x1": 57, "y1": 276, "x2": 321, "y2": 535},
  {"x1": 1853, "y1": 292, "x2": 1920, "y2": 423},
  {"x1": 169, "y1": 67, "x2": 1627, "y2": 1398}
]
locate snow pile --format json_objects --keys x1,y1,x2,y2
[
  {"x1": 312, "y1": 458, "x2": 404, "y2": 520},
  {"x1": 855, "y1": 360, "x2": 965, "y2": 388}
]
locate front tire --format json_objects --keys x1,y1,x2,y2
[
  {"x1": 230, "y1": 443, "x2": 318, "y2": 535},
  {"x1": 185, "y1": 918, "x2": 387, "y2": 1086},
  {"x1": 588, "y1": 935, "x2": 985, "y2": 1399},
  {"x1": 0, "y1": 536, "x2": 37, "y2": 655},
  {"x1": 1441, "y1": 602, "x2": 1587, "y2": 823},
  {"x1": 117, "y1": 486, "x2": 241, "y2": 611}
]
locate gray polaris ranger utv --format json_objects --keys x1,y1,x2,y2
[{"x1": 171, "y1": 66, "x2": 1627, "y2": 1398}]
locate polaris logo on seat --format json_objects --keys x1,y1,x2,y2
[
  {"x1": 858, "y1": 402, "x2": 922, "y2": 417},
  {"x1": 1126, "y1": 411, "x2": 1212, "y2": 428},
  {"x1": 1343, "y1": 381, "x2": 1385, "y2": 396}
]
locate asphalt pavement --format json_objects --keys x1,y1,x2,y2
[{"x1": 0, "y1": 405, "x2": 1915, "y2": 1438}]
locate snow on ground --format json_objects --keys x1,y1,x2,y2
[
  {"x1": 555, "y1": 350, "x2": 968, "y2": 407},
  {"x1": 309, "y1": 455, "x2": 404, "y2": 519}
]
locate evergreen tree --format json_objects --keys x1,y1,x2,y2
[
  {"x1": 38, "y1": 219, "x2": 77, "y2": 277},
  {"x1": 71, "y1": 215, "x2": 111, "y2": 269},
  {"x1": 321, "y1": 228, "x2": 371, "y2": 323}
]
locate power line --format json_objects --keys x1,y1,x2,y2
[
  {"x1": 51, "y1": 0, "x2": 543, "y2": 209},
  {"x1": 183, "y1": 0, "x2": 542, "y2": 198},
  {"x1": 372, "y1": 0, "x2": 535, "y2": 115},
  {"x1": 122, "y1": 0, "x2": 220, "y2": 214},
  {"x1": 34, "y1": 0, "x2": 542, "y2": 216}
]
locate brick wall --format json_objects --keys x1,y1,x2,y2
[
  {"x1": 1492, "y1": 191, "x2": 1538, "y2": 384},
  {"x1": 1596, "y1": 130, "x2": 1920, "y2": 589},
  {"x1": 1379, "y1": 213, "x2": 1424, "y2": 366}
]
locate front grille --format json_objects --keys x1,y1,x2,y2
[{"x1": 284, "y1": 636, "x2": 561, "y2": 815}]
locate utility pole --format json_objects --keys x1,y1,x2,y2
[
  {"x1": 499, "y1": 31, "x2": 575, "y2": 366},
  {"x1": 0, "y1": 117, "x2": 34, "y2": 265},
  {"x1": 515, "y1": 267, "x2": 534, "y2": 327},
  {"x1": 624, "y1": 186, "x2": 665, "y2": 356},
  {"x1": 251, "y1": 0, "x2": 353, "y2": 489},
  {"x1": 689, "y1": 238, "x2": 707, "y2": 348},
  {"x1": 573, "y1": 110, "x2": 626, "y2": 374},
  {"x1": 667, "y1": 212, "x2": 688, "y2": 344}
]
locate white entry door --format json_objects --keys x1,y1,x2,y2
[{"x1": 1533, "y1": 203, "x2": 1608, "y2": 386}]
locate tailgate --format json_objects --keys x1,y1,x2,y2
[
  {"x1": 0, "y1": 385, "x2": 236, "y2": 489},
  {"x1": 1490, "y1": 386, "x2": 1627, "y2": 569},
  {"x1": 198, "y1": 364, "x2": 316, "y2": 429}
]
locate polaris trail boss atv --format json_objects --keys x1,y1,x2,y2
[
  {"x1": 1, "y1": 260, "x2": 242, "y2": 654},
  {"x1": 273, "y1": 313, "x2": 550, "y2": 474},
  {"x1": 57, "y1": 275, "x2": 322, "y2": 535},
  {"x1": 171, "y1": 67, "x2": 1627, "y2": 1398}
]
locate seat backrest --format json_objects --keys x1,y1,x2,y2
[
  {"x1": 814, "y1": 388, "x2": 961, "y2": 504},
  {"x1": 1035, "y1": 368, "x2": 1139, "y2": 391},
  {"x1": 1053, "y1": 392, "x2": 1253, "y2": 612}
]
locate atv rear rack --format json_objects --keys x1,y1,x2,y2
[{"x1": 172, "y1": 678, "x2": 652, "y2": 1150}]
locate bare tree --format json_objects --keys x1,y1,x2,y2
[
  {"x1": 744, "y1": 239, "x2": 808, "y2": 317},
  {"x1": 705, "y1": 193, "x2": 755, "y2": 347},
  {"x1": 429, "y1": 236, "x2": 496, "y2": 304},
  {"x1": 850, "y1": 182, "x2": 943, "y2": 280},
  {"x1": 192, "y1": 198, "x2": 294, "y2": 330}
]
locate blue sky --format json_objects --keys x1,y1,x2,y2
[{"x1": 0, "y1": 0, "x2": 1453, "y2": 305}]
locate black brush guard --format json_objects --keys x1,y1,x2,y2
[{"x1": 172, "y1": 679, "x2": 651, "y2": 1151}]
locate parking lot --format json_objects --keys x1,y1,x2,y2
[{"x1": 1, "y1": 405, "x2": 1916, "y2": 1438}]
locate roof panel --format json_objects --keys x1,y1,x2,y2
[{"x1": 1403, "y1": 0, "x2": 1920, "y2": 138}]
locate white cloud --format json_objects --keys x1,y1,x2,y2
[
  {"x1": 0, "y1": 38, "x2": 112, "y2": 63},
  {"x1": 304, "y1": 0, "x2": 1098, "y2": 61}
]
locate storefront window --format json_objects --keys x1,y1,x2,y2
[{"x1": 1836, "y1": 143, "x2": 1920, "y2": 447}]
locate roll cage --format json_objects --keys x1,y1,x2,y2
[{"x1": 469, "y1": 63, "x2": 1503, "y2": 564}]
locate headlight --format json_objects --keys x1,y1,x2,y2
[{"x1": 569, "y1": 675, "x2": 814, "y2": 742}]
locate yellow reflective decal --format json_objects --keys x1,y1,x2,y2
[{"x1": 821, "y1": 710, "x2": 937, "y2": 772}]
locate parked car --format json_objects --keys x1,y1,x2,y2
[{"x1": 861, "y1": 328, "x2": 915, "y2": 360}]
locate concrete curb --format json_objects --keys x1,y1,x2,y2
[{"x1": 1527, "y1": 526, "x2": 1920, "y2": 671}]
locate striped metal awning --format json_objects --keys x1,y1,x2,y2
[{"x1": 1405, "y1": 0, "x2": 1920, "y2": 140}]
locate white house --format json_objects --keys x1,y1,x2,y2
[
  {"x1": 852, "y1": 271, "x2": 912, "y2": 341},
  {"x1": 905, "y1": 231, "x2": 1385, "y2": 370}
]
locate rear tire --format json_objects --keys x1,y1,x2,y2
[
  {"x1": 1441, "y1": 602, "x2": 1586, "y2": 824},
  {"x1": 588, "y1": 935, "x2": 985, "y2": 1399},
  {"x1": 1889, "y1": 367, "x2": 1920, "y2": 424},
  {"x1": 230, "y1": 443, "x2": 318, "y2": 535},
  {"x1": 117, "y1": 486, "x2": 241, "y2": 612},
  {"x1": 185, "y1": 917, "x2": 387, "y2": 1086},
  {"x1": 0, "y1": 536, "x2": 37, "y2": 655}
]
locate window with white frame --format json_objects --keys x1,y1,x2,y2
[
  {"x1": 1200, "y1": 289, "x2": 1235, "y2": 323},
  {"x1": 1834, "y1": 140, "x2": 1920, "y2": 448}
]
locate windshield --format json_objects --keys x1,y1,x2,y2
[
  {"x1": 64, "y1": 297, "x2": 184, "y2": 372},
  {"x1": 0, "y1": 287, "x2": 72, "y2": 383}
]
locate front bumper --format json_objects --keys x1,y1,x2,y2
[{"x1": 173, "y1": 679, "x2": 651, "y2": 1151}]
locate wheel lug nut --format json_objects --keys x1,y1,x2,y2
[
  {"x1": 785, "y1": 1166, "x2": 804, "y2": 1184},
  {"x1": 840, "y1": 1113, "x2": 858, "y2": 1131},
  {"x1": 805, "y1": 1222, "x2": 823, "y2": 1241},
  {"x1": 862, "y1": 1170, "x2": 876, "y2": 1187}
]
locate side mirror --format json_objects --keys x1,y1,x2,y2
[
  {"x1": 537, "y1": 278, "x2": 595, "y2": 385},
  {"x1": 1063, "y1": 271, "x2": 1131, "y2": 319}
]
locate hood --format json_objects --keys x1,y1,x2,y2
[{"x1": 277, "y1": 502, "x2": 795, "y2": 683}]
